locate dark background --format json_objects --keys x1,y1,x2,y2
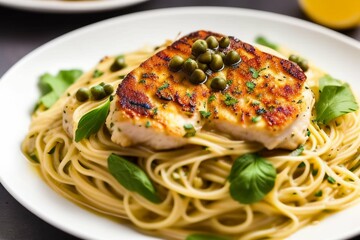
[{"x1": 1, "y1": 0, "x2": 359, "y2": 239}]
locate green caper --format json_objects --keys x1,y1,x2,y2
[
  {"x1": 103, "y1": 84, "x2": 114, "y2": 95},
  {"x1": 210, "y1": 77, "x2": 227, "y2": 91},
  {"x1": 289, "y1": 54, "x2": 300, "y2": 63},
  {"x1": 219, "y1": 36, "x2": 230, "y2": 48},
  {"x1": 192, "y1": 39, "x2": 208, "y2": 56},
  {"x1": 206, "y1": 36, "x2": 219, "y2": 49},
  {"x1": 76, "y1": 87, "x2": 90, "y2": 102},
  {"x1": 110, "y1": 55, "x2": 127, "y2": 72},
  {"x1": 217, "y1": 51, "x2": 226, "y2": 60},
  {"x1": 169, "y1": 55, "x2": 184, "y2": 72},
  {"x1": 225, "y1": 50, "x2": 241, "y2": 65},
  {"x1": 197, "y1": 51, "x2": 212, "y2": 64},
  {"x1": 182, "y1": 58, "x2": 198, "y2": 75},
  {"x1": 197, "y1": 61, "x2": 208, "y2": 71},
  {"x1": 91, "y1": 85, "x2": 106, "y2": 100},
  {"x1": 298, "y1": 60, "x2": 309, "y2": 72},
  {"x1": 209, "y1": 54, "x2": 224, "y2": 71},
  {"x1": 190, "y1": 69, "x2": 207, "y2": 84}
]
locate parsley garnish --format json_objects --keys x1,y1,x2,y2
[
  {"x1": 327, "y1": 175, "x2": 336, "y2": 184},
  {"x1": 208, "y1": 94, "x2": 216, "y2": 102},
  {"x1": 93, "y1": 69, "x2": 104, "y2": 78},
  {"x1": 183, "y1": 124, "x2": 196, "y2": 137},
  {"x1": 306, "y1": 128, "x2": 311, "y2": 137},
  {"x1": 251, "y1": 116, "x2": 261, "y2": 123},
  {"x1": 224, "y1": 94, "x2": 238, "y2": 106},
  {"x1": 316, "y1": 75, "x2": 358, "y2": 124},
  {"x1": 145, "y1": 121, "x2": 151, "y2": 128},
  {"x1": 246, "y1": 81, "x2": 256, "y2": 91},
  {"x1": 249, "y1": 67, "x2": 266, "y2": 79},
  {"x1": 158, "y1": 82, "x2": 169, "y2": 91},
  {"x1": 153, "y1": 107, "x2": 158, "y2": 115},
  {"x1": 200, "y1": 111, "x2": 211, "y2": 119},
  {"x1": 138, "y1": 79, "x2": 146, "y2": 84},
  {"x1": 315, "y1": 190, "x2": 323, "y2": 197}
]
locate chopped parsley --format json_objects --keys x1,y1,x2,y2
[
  {"x1": 251, "y1": 116, "x2": 261, "y2": 123},
  {"x1": 186, "y1": 92, "x2": 193, "y2": 98},
  {"x1": 157, "y1": 82, "x2": 169, "y2": 91},
  {"x1": 246, "y1": 81, "x2": 256, "y2": 91},
  {"x1": 93, "y1": 69, "x2": 104, "y2": 78},
  {"x1": 306, "y1": 129, "x2": 311, "y2": 137},
  {"x1": 256, "y1": 108, "x2": 266, "y2": 115},
  {"x1": 138, "y1": 79, "x2": 146, "y2": 84},
  {"x1": 327, "y1": 175, "x2": 336, "y2": 184},
  {"x1": 224, "y1": 94, "x2": 238, "y2": 106},
  {"x1": 315, "y1": 190, "x2": 323, "y2": 197},
  {"x1": 200, "y1": 111, "x2": 211, "y2": 119},
  {"x1": 153, "y1": 107, "x2": 158, "y2": 115},
  {"x1": 183, "y1": 124, "x2": 196, "y2": 137},
  {"x1": 208, "y1": 94, "x2": 216, "y2": 102},
  {"x1": 145, "y1": 121, "x2": 151, "y2": 128},
  {"x1": 249, "y1": 67, "x2": 266, "y2": 79}
]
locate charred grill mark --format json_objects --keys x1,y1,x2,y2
[
  {"x1": 117, "y1": 74, "x2": 153, "y2": 116},
  {"x1": 243, "y1": 42, "x2": 256, "y2": 54},
  {"x1": 280, "y1": 59, "x2": 306, "y2": 81},
  {"x1": 156, "y1": 51, "x2": 171, "y2": 62},
  {"x1": 156, "y1": 90, "x2": 173, "y2": 101}
]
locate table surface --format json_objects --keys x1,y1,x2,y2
[{"x1": 0, "y1": 1, "x2": 359, "y2": 240}]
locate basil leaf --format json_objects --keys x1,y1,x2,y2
[
  {"x1": 186, "y1": 233, "x2": 230, "y2": 240},
  {"x1": 107, "y1": 154, "x2": 161, "y2": 204},
  {"x1": 38, "y1": 69, "x2": 83, "y2": 108},
  {"x1": 75, "y1": 99, "x2": 110, "y2": 142},
  {"x1": 229, "y1": 153, "x2": 276, "y2": 204},
  {"x1": 316, "y1": 76, "x2": 358, "y2": 124}
]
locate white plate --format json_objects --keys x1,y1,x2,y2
[
  {"x1": 1, "y1": 7, "x2": 360, "y2": 240},
  {"x1": 0, "y1": 0, "x2": 148, "y2": 13}
]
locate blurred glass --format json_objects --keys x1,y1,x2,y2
[{"x1": 299, "y1": 0, "x2": 360, "y2": 29}]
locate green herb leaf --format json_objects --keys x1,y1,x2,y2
[
  {"x1": 255, "y1": 36, "x2": 278, "y2": 50},
  {"x1": 315, "y1": 190, "x2": 323, "y2": 197},
  {"x1": 327, "y1": 175, "x2": 336, "y2": 184},
  {"x1": 158, "y1": 82, "x2": 169, "y2": 91},
  {"x1": 93, "y1": 69, "x2": 104, "y2": 78},
  {"x1": 75, "y1": 99, "x2": 110, "y2": 142},
  {"x1": 228, "y1": 153, "x2": 276, "y2": 204},
  {"x1": 290, "y1": 145, "x2": 304, "y2": 156},
  {"x1": 208, "y1": 94, "x2": 216, "y2": 102},
  {"x1": 38, "y1": 69, "x2": 83, "y2": 108},
  {"x1": 316, "y1": 75, "x2": 358, "y2": 124},
  {"x1": 224, "y1": 94, "x2": 238, "y2": 106},
  {"x1": 251, "y1": 116, "x2": 261, "y2": 123},
  {"x1": 145, "y1": 121, "x2": 151, "y2": 128},
  {"x1": 186, "y1": 233, "x2": 230, "y2": 240},
  {"x1": 200, "y1": 111, "x2": 211, "y2": 119},
  {"x1": 107, "y1": 154, "x2": 161, "y2": 203},
  {"x1": 183, "y1": 124, "x2": 196, "y2": 137},
  {"x1": 246, "y1": 81, "x2": 256, "y2": 91}
]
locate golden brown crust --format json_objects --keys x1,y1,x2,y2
[{"x1": 116, "y1": 30, "x2": 307, "y2": 132}]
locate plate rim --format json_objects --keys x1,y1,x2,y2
[
  {"x1": 0, "y1": 0, "x2": 149, "y2": 13},
  {"x1": 1, "y1": 6, "x2": 360, "y2": 240}
]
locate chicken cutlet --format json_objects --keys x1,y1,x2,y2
[{"x1": 104, "y1": 30, "x2": 314, "y2": 150}]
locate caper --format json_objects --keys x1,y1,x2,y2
[
  {"x1": 197, "y1": 61, "x2": 208, "y2": 71},
  {"x1": 225, "y1": 50, "x2": 241, "y2": 65},
  {"x1": 182, "y1": 58, "x2": 198, "y2": 75},
  {"x1": 169, "y1": 55, "x2": 184, "y2": 72},
  {"x1": 209, "y1": 54, "x2": 224, "y2": 71},
  {"x1": 192, "y1": 39, "x2": 208, "y2": 56},
  {"x1": 219, "y1": 36, "x2": 230, "y2": 48},
  {"x1": 210, "y1": 77, "x2": 227, "y2": 91},
  {"x1": 206, "y1": 36, "x2": 219, "y2": 49},
  {"x1": 298, "y1": 60, "x2": 309, "y2": 72},
  {"x1": 190, "y1": 69, "x2": 207, "y2": 84},
  {"x1": 289, "y1": 54, "x2": 300, "y2": 63},
  {"x1": 217, "y1": 51, "x2": 226, "y2": 60},
  {"x1": 103, "y1": 84, "x2": 114, "y2": 95},
  {"x1": 76, "y1": 87, "x2": 90, "y2": 102},
  {"x1": 197, "y1": 51, "x2": 212, "y2": 64},
  {"x1": 110, "y1": 55, "x2": 127, "y2": 72},
  {"x1": 91, "y1": 85, "x2": 106, "y2": 100}
]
